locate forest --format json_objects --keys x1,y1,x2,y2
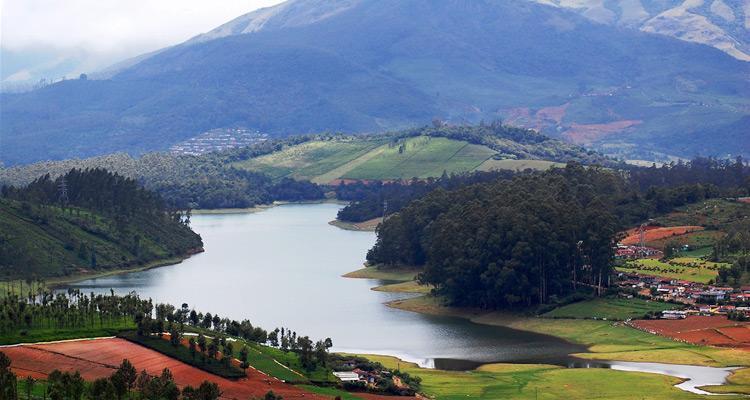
[
  {"x1": 341, "y1": 157, "x2": 750, "y2": 222},
  {"x1": 366, "y1": 162, "x2": 750, "y2": 309},
  {"x1": 0, "y1": 169, "x2": 203, "y2": 279}
]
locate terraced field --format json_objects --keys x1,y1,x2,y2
[{"x1": 232, "y1": 136, "x2": 558, "y2": 184}]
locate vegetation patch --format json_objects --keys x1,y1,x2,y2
[
  {"x1": 617, "y1": 258, "x2": 727, "y2": 283},
  {"x1": 541, "y1": 297, "x2": 678, "y2": 320},
  {"x1": 353, "y1": 354, "x2": 703, "y2": 400},
  {"x1": 343, "y1": 266, "x2": 421, "y2": 282},
  {"x1": 118, "y1": 331, "x2": 247, "y2": 379},
  {"x1": 342, "y1": 136, "x2": 495, "y2": 180}
]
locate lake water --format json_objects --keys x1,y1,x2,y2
[{"x1": 64, "y1": 203, "x2": 737, "y2": 392}]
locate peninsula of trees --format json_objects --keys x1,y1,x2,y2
[{"x1": 366, "y1": 161, "x2": 750, "y2": 309}]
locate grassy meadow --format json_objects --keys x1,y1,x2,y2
[
  {"x1": 541, "y1": 297, "x2": 678, "y2": 320},
  {"x1": 354, "y1": 354, "x2": 719, "y2": 400},
  {"x1": 231, "y1": 136, "x2": 552, "y2": 183}
]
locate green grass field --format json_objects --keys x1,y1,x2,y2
[
  {"x1": 616, "y1": 257, "x2": 728, "y2": 283},
  {"x1": 343, "y1": 136, "x2": 495, "y2": 180},
  {"x1": 232, "y1": 139, "x2": 385, "y2": 181},
  {"x1": 184, "y1": 329, "x2": 333, "y2": 383},
  {"x1": 388, "y1": 295, "x2": 750, "y2": 368},
  {"x1": 343, "y1": 265, "x2": 421, "y2": 281},
  {"x1": 542, "y1": 297, "x2": 678, "y2": 320},
  {"x1": 355, "y1": 354, "x2": 716, "y2": 400},
  {"x1": 232, "y1": 136, "x2": 504, "y2": 183}
]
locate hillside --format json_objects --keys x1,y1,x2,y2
[
  {"x1": 231, "y1": 124, "x2": 595, "y2": 183},
  {"x1": 1, "y1": 0, "x2": 747, "y2": 165},
  {"x1": 0, "y1": 170, "x2": 203, "y2": 280},
  {"x1": 536, "y1": 0, "x2": 750, "y2": 61}
]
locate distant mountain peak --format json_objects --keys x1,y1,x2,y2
[
  {"x1": 187, "y1": 0, "x2": 361, "y2": 45},
  {"x1": 534, "y1": 0, "x2": 750, "y2": 61}
]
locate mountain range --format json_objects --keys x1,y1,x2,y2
[
  {"x1": 535, "y1": 0, "x2": 750, "y2": 61},
  {"x1": 1, "y1": 0, "x2": 748, "y2": 166}
]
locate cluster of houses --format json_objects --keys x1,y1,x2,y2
[
  {"x1": 333, "y1": 368, "x2": 389, "y2": 385},
  {"x1": 615, "y1": 244, "x2": 663, "y2": 259},
  {"x1": 169, "y1": 128, "x2": 268, "y2": 155},
  {"x1": 617, "y1": 271, "x2": 750, "y2": 318}
]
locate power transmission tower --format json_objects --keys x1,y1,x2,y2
[{"x1": 58, "y1": 176, "x2": 69, "y2": 206}]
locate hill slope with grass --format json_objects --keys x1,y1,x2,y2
[
  {"x1": 0, "y1": 169, "x2": 203, "y2": 280},
  {"x1": 231, "y1": 124, "x2": 595, "y2": 183},
  {"x1": 2, "y1": 0, "x2": 748, "y2": 165}
]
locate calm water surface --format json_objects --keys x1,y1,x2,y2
[
  {"x1": 66, "y1": 203, "x2": 584, "y2": 368},
  {"x1": 65, "y1": 204, "x2": 736, "y2": 393}
]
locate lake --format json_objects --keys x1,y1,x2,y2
[
  {"x1": 64, "y1": 203, "x2": 736, "y2": 393},
  {"x1": 64, "y1": 203, "x2": 585, "y2": 368}
]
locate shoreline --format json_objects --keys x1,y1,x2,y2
[
  {"x1": 45, "y1": 248, "x2": 203, "y2": 288},
  {"x1": 193, "y1": 199, "x2": 348, "y2": 215}
]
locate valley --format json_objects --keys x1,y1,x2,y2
[{"x1": 2, "y1": 0, "x2": 749, "y2": 398}]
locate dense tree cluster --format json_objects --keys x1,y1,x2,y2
[
  {"x1": 366, "y1": 163, "x2": 750, "y2": 309},
  {"x1": 0, "y1": 151, "x2": 325, "y2": 210},
  {"x1": 368, "y1": 164, "x2": 623, "y2": 308},
  {"x1": 336, "y1": 171, "x2": 517, "y2": 222},
  {"x1": 0, "y1": 169, "x2": 203, "y2": 279},
  {"x1": 628, "y1": 157, "x2": 750, "y2": 193},
  {"x1": 393, "y1": 121, "x2": 613, "y2": 165},
  {"x1": 2, "y1": 168, "x2": 166, "y2": 218}
]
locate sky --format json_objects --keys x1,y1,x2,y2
[{"x1": 0, "y1": 0, "x2": 284, "y2": 86}]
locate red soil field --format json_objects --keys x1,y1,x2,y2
[
  {"x1": 620, "y1": 226, "x2": 704, "y2": 246},
  {"x1": 2, "y1": 338, "x2": 325, "y2": 399},
  {"x1": 631, "y1": 316, "x2": 750, "y2": 350}
]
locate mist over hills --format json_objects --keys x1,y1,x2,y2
[{"x1": 1, "y1": 0, "x2": 748, "y2": 166}]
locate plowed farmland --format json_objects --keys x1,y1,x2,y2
[
  {"x1": 620, "y1": 226, "x2": 704, "y2": 246},
  {"x1": 2, "y1": 338, "x2": 325, "y2": 399},
  {"x1": 631, "y1": 316, "x2": 750, "y2": 350}
]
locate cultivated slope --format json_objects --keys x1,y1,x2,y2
[
  {"x1": 1, "y1": 0, "x2": 748, "y2": 165},
  {"x1": 231, "y1": 125, "x2": 585, "y2": 183}
]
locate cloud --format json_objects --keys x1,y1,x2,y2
[
  {"x1": 4, "y1": 69, "x2": 32, "y2": 82},
  {"x1": 1, "y1": 0, "x2": 283, "y2": 55}
]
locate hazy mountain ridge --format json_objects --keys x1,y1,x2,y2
[
  {"x1": 1, "y1": 0, "x2": 748, "y2": 165},
  {"x1": 536, "y1": 0, "x2": 750, "y2": 61}
]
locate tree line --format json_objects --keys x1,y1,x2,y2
[{"x1": 339, "y1": 157, "x2": 750, "y2": 224}]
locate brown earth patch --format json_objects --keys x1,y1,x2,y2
[
  {"x1": 631, "y1": 316, "x2": 750, "y2": 350},
  {"x1": 2, "y1": 338, "x2": 325, "y2": 399},
  {"x1": 620, "y1": 226, "x2": 704, "y2": 246}
]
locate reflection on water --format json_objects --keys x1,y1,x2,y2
[{"x1": 64, "y1": 204, "x2": 737, "y2": 393}]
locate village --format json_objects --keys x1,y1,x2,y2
[{"x1": 615, "y1": 243, "x2": 750, "y2": 320}]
